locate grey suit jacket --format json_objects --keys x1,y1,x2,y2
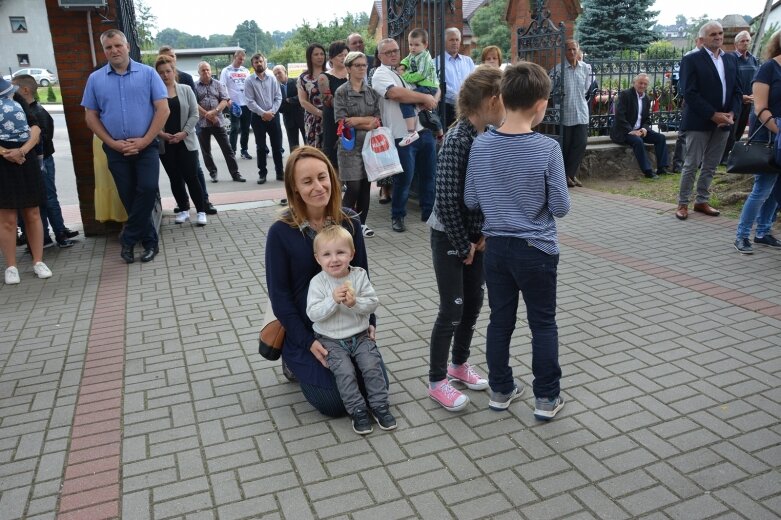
[{"x1": 160, "y1": 83, "x2": 199, "y2": 154}]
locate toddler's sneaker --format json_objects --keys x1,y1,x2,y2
[
  {"x1": 352, "y1": 408, "x2": 373, "y2": 435},
  {"x1": 428, "y1": 380, "x2": 469, "y2": 411},
  {"x1": 488, "y1": 382, "x2": 524, "y2": 411},
  {"x1": 33, "y1": 262, "x2": 52, "y2": 279},
  {"x1": 534, "y1": 396, "x2": 564, "y2": 421},
  {"x1": 5, "y1": 266, "x2": 20, "y2": 285},
  {"x1": 174, "y1": 211, "x2": 190, "y2": 224},
  {"x1": 447, "y1": 362, "x2": 489, "y2": 390},
  {"x1": 371, "y1": 404, "x2": 397, "y2": 431},
  {"x1": 196, "y1": 212, "x2": 207, "y2": 226},
  {"x1": 399, "y1": 131, "x2": 419, "y2": 147}
]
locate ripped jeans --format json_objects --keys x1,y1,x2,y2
[{"x1": 428, "y1": 229, "x2": 485, "y2": 383}]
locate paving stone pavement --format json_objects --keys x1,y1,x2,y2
[{"x1": 0, "y1": 188, "x2": 779, "y2": 520}]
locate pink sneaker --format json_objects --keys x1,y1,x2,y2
[
  {"x1": 399, "y1": 131, "x2": 419, "y2": 147},
  {"x1": 428, "y1": 380, "x2": 469, "y2": 411},
  {"x1": 447, "y1": 363, "x2": 489, "y2": 390}
]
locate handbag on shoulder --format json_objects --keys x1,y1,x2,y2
[
  {"x1": 726, "y1": 108, "x2": 781, "y2": 174},
  {"x1": 258, "y1": 299, "x2": 285, "y2": 361}
]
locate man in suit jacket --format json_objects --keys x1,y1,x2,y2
[
  {"x1": 272, "y1": 65, "x2": 306, "y2": 152},
  {"x1": 610, "y1": 73, "x2": 669, "y2": 178},
  {"x1": 675, "y1": 21, "x2": 742, "y2": 220}
]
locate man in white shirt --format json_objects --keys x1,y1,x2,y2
[
  {"x1": 220, "y1": 50, "x2": 252, "y2": 160},
  {"x1": 438, "y1": 28, "x2": 474, "y2": 126},
  {"x1": 244, "y1": 53, "x2": 283, "y2": 184},
  {"x1": 372, "y1": 38, "x2": 439, "y2": 233}
]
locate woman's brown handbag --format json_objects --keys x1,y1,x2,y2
[{"x1": 258, "y1": 300, "x2": 285, "y2": 361}]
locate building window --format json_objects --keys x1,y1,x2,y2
[
  {"x1": 10, "y1": 16, "x2": 27, "y2": 33},
  {"x1": 17, "y1": 54, "x2": 29, "y2": 66}
]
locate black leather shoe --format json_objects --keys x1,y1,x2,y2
[
  {"x1": 276, "y1": 175, "x2": 284, "y2": 181},
  {"x1": 392, "y1": 217, "x2": 406, "y2": 232},
  {"x1": 209, "y1": 172, "x2": 218, "y2": 183},
  {"x1": 257, "y1": 176, "x2": 267, "y2": 185},
  {"x1": 121, "y1": 245, "x2": 134, "y2": 264},
  {"x1": 232, "y1": 174, "x2": 246, "y2": 182},
  {"x1": 657, "y1": 167, "x2": 670, "y2": 175},
  {"x1": 205, "y1": 202, "x2": 218, "y2": 215},
  {"x1": 62, "y1": 227, "x2": 80, "y2": 239},
  {"x1": 140, "y1": 246, "x2": 159, "y2": 263},
  {"x1": 643, "y1": 170, "x2": 659, "y2": 179},
  {"x1": 173, "y1": 206, "x2": 181, "y2": 213}
]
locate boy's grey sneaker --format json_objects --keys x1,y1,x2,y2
[
  {"x1": 488, "y1": 383, "x2": 524, "y2": 411},
  {"x1": 734, "y1": 238, "x2": 753, "y2": 254},
  {"x1": 371, "y1": 404, "x2": 397, "y2": 431},
  {"x1": 352, "y1": 409, "x2": 373, "y2": 435},
  {"x1": 534, "y1": 396, "x2": 564, "y2": 421}
]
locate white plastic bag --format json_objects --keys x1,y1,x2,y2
[{"x1": 362, "y1": 127, "x2": 404, "y2": 182}]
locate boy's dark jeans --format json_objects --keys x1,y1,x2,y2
[
  {"x1": 484, "y1": 236, "x2": 561, "y2": 398},
  {"x1": 428, "y1": 229, "x2": 484, "y2": 383}
]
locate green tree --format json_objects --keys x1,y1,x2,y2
[
  {"x1": 575, "y1": 0, "x2": 659, "y2": 58},
  {"x1": 133, "y1": 0, "x2": 157, "y2": 50},
  {"x1": 675, "y1": 14, "x2": 688, "y2": 28},
  {"x1": 269, "y1": 13, "x2": 372, "y2": 67},
  {"x1": 645, "y1": 40, "x2": 679, "y2": 59},
  {"x1": 232, "y1": 20, "x2": 273, "y2": 54},
  {"x1": 469, "y1": 0, "x2": 511, "y2": 63},
  {"x1": 46, "y1": 85, "x2": 56, "y2": 102}
]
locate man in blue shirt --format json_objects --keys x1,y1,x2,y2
[
  {"x1": 438, "y1": 28, "x2": 475, "y2": 127},
  {"x1": 82, "y1": 29, "x2": 169, "y2": 263}
]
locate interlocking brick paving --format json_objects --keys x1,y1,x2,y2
[{"x1": 1, "y1": 188, "x2": 779, "y2": 519}]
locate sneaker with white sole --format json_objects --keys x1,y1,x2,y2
[
  {"x1": 534, "y1": 396, "x2": 565, "y2": 421},
  {"x1": 174, "y1": 211, "x2": 190, "y2": 224},
  {"x1": 488, "y1": 382, "x2": 524, "y2": 411},
  {"x1": 447, "y1": 362, "x2": 489, "y2": 390},
  {"x1": 5, "y1": 266, "x2": 20, "y2": 285},
  {"x1": 196, "y1": 212, "x2": 207, "y2": 226},
  {"x1": 33, "y1": 262, "x2": 52, "y2": 279},
  {"x1": 399, "y1": 131, "x2": 419, "y2": 147},
  {"x1": 428, "y1": 380, "x2": 469, "y2": 411}
]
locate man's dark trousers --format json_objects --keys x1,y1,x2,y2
[
  {"x1": 103, "y1": 142, "x2": 159, "y2": 249},
  {"x1": 251, "y1": 113, "x2": 284, "y2": 179},
  {"x1": 625, "y1": 129, "x2": 668, "y2": 173},
  {"x1": 230, "y1": 105, "x2": 251, "y2": 154}
]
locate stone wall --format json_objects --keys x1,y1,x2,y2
[{"x1": 577, "y1": 134, "x2": 678, "y2": 180}]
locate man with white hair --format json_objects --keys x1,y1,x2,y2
[
  {"x1": 675, "y1": 21, "x2": 741, "y2": 220},
  {"x1": 438, "y1": 27, "x2": 475, "y2": 126},
  {"x1": 610, "y1": 73, "x2": 669, "y2": 178},
  {"x1": 721, "y1": 30, "x2": 759, "y2": 164}
]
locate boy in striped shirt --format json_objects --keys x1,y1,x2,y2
[{"x1": 464, "y1": 62, "x2": 570, "y2": 420}]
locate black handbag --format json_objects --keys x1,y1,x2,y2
[{"x1": 726, "y1": 109, "x2": 781, "y2": 174}]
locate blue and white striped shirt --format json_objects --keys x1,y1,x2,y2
[{"x1": 463, "y1": 129, "x2": 570, "y2": 254}]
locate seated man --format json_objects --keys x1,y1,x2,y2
[{"x1": 609, "y1": 73, "x2": 669, "y2": 179}]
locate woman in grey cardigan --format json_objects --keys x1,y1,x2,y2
[
  {"x1": 155, "y1": 55, "x2": 208, "y2": 225},
  {"x1": 334, "y1": 51, "x2": 382, "y2": 237}
]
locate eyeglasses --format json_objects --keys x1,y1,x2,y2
[
  {"x1": 350, "y1": 63, "x2": 368, "y2": 68},
  {"x1": 382, "y1": 49, "x2": 400, "y2": 56}
]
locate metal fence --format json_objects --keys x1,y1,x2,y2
[{"x1": 586, "y1": 51, "x2": 688, "y2": 136}]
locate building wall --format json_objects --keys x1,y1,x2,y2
[{"x1": 0, "y1": 0, "x2": 58, "y2": 76}]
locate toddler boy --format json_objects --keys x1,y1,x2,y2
[
  {"x1": 306, "y1": 225, "x2": 396, "y2": 434},
  {"x1": 398, "y1": 28, "x2": 442, "y2": 145}
]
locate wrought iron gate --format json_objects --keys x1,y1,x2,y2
[
  {"x1": 387, "y1": 0, "x2": 454, "y2": 127},
  {"x1": 516, "y1": 1, "x2": 566, "y2": 143},
  {"x1": 115, "y1": 0, "x2": 142, "y2": 61}
]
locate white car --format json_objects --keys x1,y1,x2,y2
[{"x1": 2, "y1": 68, "x2": 58, "y2": 86}]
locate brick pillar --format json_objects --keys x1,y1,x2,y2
[{"x1": 45, "y1": 0, "x2": 119, "y2": 236}]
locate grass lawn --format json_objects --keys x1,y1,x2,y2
[{"x1": 583, "y1": 169, "x2": 755, "y2": 219}]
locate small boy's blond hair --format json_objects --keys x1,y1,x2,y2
[{"x1": 313, "y1": 225, "x2": 354, "y2": 254}]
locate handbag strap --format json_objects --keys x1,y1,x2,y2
[{"x1": 747, "y1": 108, "x2": 773, "y2": 144}]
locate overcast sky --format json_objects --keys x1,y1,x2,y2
[{"x1": 141, "y1": 0, "x2": 769, "y2": 36}]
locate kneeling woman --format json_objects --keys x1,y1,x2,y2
[{"x1": 265, "y1": 146, "x2": 386, "y2": 416}]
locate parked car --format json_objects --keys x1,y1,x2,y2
[{"x1": 2, "y1": 68, "x2": 58, "y2": 86}]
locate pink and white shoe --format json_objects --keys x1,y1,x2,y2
[
  {"x1": 447, "y1": 362, "x2": 489, "y2": 390},
  {"x1": 428, "y1": 380, "x2": 469, "y2": 411},
  {"x1": 399, "y1": 131, "x2": 419, "y2": 147}
]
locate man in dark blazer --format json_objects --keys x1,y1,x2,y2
[
  {"x1": 610, "y1": 73, "x2": 669, "y2": 178},
  {"x1": 675, "y1": 21, "x2": 742, "y2": 220},
  {"x1": 272, "y1": 65, "x2": 306, "y2": 152}
]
